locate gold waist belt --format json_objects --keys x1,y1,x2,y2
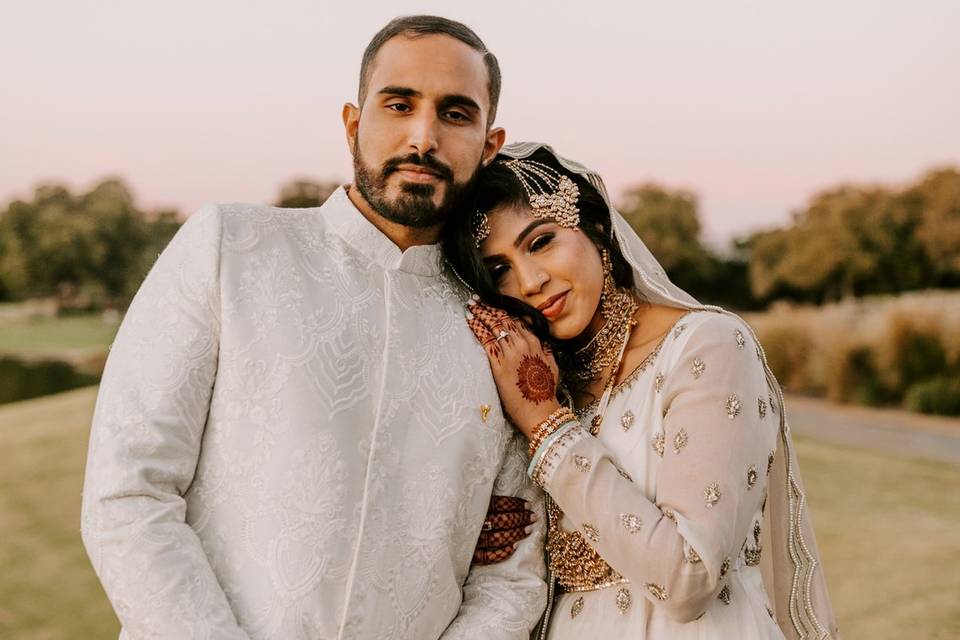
[{"x1": 547, "y1": 502, "x2": 629, "y2": 593}]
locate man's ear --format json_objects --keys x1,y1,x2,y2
[
  {"x1": 481, "y1": 126, "x2": 506, "y2": 166},
  {"x1": 342, "y1": 103, "x2": 360, "y2": 152}
]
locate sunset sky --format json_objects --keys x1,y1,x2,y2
[{"x1": 2, "y1": 0, "x2": 958, "y2": 247}]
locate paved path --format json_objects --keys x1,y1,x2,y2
[{"x1": 784, "y1": 394, "x2": 960, "y2": 465}]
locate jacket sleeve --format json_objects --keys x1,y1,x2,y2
[
  {"x1": 80, "y1": 204, "x2": 250, "y2": 638},
  {"x1": 533, "y1": 314, "x2": 777, "y2": 622},
  {"x1": 440, "y1": 432, "x2": 548, "y2": 639}
]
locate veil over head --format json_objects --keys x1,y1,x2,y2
[{"x1": 496, "y1": 141, "x2": 840, "y2": 640}]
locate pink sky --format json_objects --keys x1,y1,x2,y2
[{"x1": 2, "y1": 1, "x2": 958, "y2": 248}]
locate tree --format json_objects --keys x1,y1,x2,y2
[
  {"x1": 0, "y1": 179, "x2": 181, "y2": 307},
  {"x1": 615, "y1": 183, "x2": 755, "y2": 308},
  {"x1": 274, "y1": 179, "x2": 339, "y2": 208}
]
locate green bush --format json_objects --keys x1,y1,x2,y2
[
  {"x1": 887, "y1": 321, "x2": 948, "y2": 396},
  {"x1": 904, "y1": 377, "x2": 960, "y2": 416},
  {"x1": 831, "y1": 346, "x2": 890, "y2": 405}
]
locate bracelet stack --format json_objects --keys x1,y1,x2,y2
[{"x1": 528, "y1": 406, "x2": 577, "y2": 457}]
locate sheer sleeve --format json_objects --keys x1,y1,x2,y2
[{"x1": 533, "y1": 313, "x2": 777, "y2": 622}]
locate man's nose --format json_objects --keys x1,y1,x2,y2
[{"x1": 407, "y1": 111, "x2": 439, "y2": 156}]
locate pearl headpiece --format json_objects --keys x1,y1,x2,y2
[{"x1": 472, "y1": 158, "x2": 581, "y2": 247}]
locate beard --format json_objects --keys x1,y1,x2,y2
[{"x1": 352, "y1": 140, "x2": 481, "y2": 229}]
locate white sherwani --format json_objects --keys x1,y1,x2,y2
[{"x1": 80, "y1": 187, "x2": 547, "y2": 639}]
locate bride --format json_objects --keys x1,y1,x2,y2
[{"x1": 443, "y1": 143, "x2": 840, "y2": 639}]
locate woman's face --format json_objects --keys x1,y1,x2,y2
[{"x1": 479, "y1": 205, "x2": 605, "y2": 340}]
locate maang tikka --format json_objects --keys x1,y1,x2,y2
[{"x1": 472, "y1": 159, "x2": 581, "y2": 247}]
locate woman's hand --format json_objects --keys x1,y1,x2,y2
[
  {"x1": 466, "y1": 298, "x2": 561, "y2": 439},
  {"x1": 472, "y1": 495, "x2": 538, "y2": 565}
]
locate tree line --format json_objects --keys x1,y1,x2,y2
[{"x1": 1, "y1": 168, "x2": 957, "y2": 310}]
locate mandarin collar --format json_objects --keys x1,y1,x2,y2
[{"x1": 321, "y1": 186, "x2": 443, "y2": 277}]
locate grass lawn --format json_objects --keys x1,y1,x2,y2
[
  {"x1": 1, "y1": 387, "x2": 958, "y2": 639},
  {"x1": 0, "y1": 314, "x2": 117, "y2": 361}
]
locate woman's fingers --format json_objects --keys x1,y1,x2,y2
[
  {"x1": 488, "y1": 495, "x2": 528, "y2": 514},
  {"x1": 476, "y1": 525, "x2": 531, "y2": 550},
  {"x1": 472, "y1": 546, "x2": 515, "y2": 566},
  {"x1": 466, "y1": 312, "x2": 496, "y2": 344}
]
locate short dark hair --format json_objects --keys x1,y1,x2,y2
[{"x1": 358, "y1": 15, "x2": 502, "y2": 127}]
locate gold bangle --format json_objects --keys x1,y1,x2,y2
[{"x1": 528, "y1": 407, "x2": 576, "y2": 457}]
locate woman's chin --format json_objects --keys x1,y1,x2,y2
[{"x1": 547, "y1": 317, "x2": 589, "y2": 342}]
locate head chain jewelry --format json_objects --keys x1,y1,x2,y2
[{"x1": 472, "y1": 158, "x2": 581, "y2": 247}]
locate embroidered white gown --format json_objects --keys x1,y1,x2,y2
[
  {"x1": 533, "y1": 310, "x2": 786, "y2": 639},
  {"x1": 80, "y1": 188, "x2": 547, "y2": 639}
]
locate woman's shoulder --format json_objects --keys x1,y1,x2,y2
[{"x1": 664, "y1": 308, "x2": 757, "y2": 356}]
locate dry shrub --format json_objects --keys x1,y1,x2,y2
[{"x1": 744, "y1": 290, "x2": 960, "y2": 413}]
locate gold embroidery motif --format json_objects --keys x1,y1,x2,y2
[
  {"x1": 646, "y1": 583, "x2": 669, "y2": 600},
  {"x1": 570, "y1": 596, "x2": 584, "y2": 619},
  {"x1": 616, "y1": 465, "x2": 633, "y2": 482},
  {"x1": 480, "y1": 404, "x2": 491, "y2": 423},
  {"x1": 718, "y1": 584, "x2": 731, "y2": 604},
  {"x1": 619, "y1": 513, "x2": 642, "y2": 533},
  {"x1": 767, "y1": 451, "x2": 775, "y2": 475},
  {"x1": 589, "y1": 414, "x2": 603, "y2": 435},
  {"x1": 684, "y1": 545, "x2": 702, "y2": 563},
  {"x1": 661, "y1": 508, "x2": 677, "y2": 523},
  {"x1": 673, "y1": 323, "x2": 687, "y2": 339},
  {"x1": 725, "y1": 394, "x2": 742, "y2": 419},
  {"x1": 704, "y1": 482, "x2": 721, "y2": 508},
  {"x1": 654, "y1": 372, "x2": 665, "y2": 392},
  {"x1": 582, "y1": 523, "x2": 599, "y2": 543},
  {"x1": 673, "y1": 428, "x2": 688, "y2": 454},
  {"x1": 744, "y1": 520, "x2": 763, "y2": 566},
  {"x1": 747, "y1": 464, "x2": 758, "y2": 489},
  {"x1": 662, "y1": 405, "x2": 670, "y2": 419},
  {"x1": 758, "y1": 397, "x2": 768, "y2": 419},
  {"x1": 574, "y1": 455, "x2": 592, "y2": 473},
  {"x1": 735, "y1": 328, "x2": 746, "y2": 350},
  {"x1": 620, "y1": 410, "x2": 635, "y2": 431},
  {"x1": 616, "y1": 587, "x2": 632, "y2": 614},
  {"x1": 652, "y1": 432, "x2": 665, "y2": 457},
  {"x1": 547, "y1": 501, "x2": 625, "y2": 592},
  {"x1": 720, "y1": 556, "x2": 731, "y2": 577},
  {"x1": 691, "y1": 357, "x2": 705, "y2": 379}
]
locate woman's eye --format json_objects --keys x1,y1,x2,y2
[
  {"x1": 489, "y1": 263, "x2": 510, "y2": 282},
  {"x1": 529, "y1": 233, "x2": 554, "y2": 252}
]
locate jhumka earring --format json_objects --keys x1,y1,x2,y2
[
  {"x1": 472, "y1": 158, "x2": 581, "y2": 247},
  {"x1": 568, "y1": 247, "x2": 639, "y2": 387}
]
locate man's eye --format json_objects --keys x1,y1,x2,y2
[
  {"x1": 530, "y1": 233, "x2": 554, "y2": 252},
  {"x1": 387, "y1": 103, "x2": 411, "y2": 113},
  {"x1": 444, "y1": 110, "x2": 469, "y2": 122}
]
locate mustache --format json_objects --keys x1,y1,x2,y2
[{"x1": 382, "y1": 153, "x2": 454, "y2": 182}]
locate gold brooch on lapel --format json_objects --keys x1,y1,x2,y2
[{"x1": 480, "y1": 404, "x2": 491, "y2": 423}]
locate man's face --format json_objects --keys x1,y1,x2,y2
[{"x1": 343, "y1": 34, "x2": 505, "y2": 228}]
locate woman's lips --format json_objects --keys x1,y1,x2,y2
[{"x1": 539, "y1": 291, "x2": 569, "y2": 319}]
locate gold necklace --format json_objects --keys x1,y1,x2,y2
[{"x1": 566, "y1": 287, "x2": 639, "y2": 388}]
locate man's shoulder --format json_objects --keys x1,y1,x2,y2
[{"x1": 210, "y1": 201, "x2": 324, "y2": 220}]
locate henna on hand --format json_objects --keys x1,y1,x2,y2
[
  {"x1": 516, "y1": 354, "x2": 557, "y2": 404},
  {"x1": 473, "y1": 546, "x2": 515, "y2": 565},
  {"x1": 477, "y1": 525, "x2": 530, "y2": 550}
]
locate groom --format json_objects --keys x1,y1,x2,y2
[{"x1": 81, "y1": 15, "x2": 546, "y2": 639}]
